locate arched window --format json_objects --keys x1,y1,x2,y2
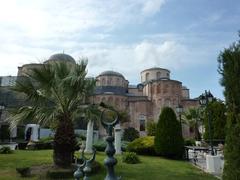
[
  {"x1": 166, "y1": 73, "x2": 169, "y2": 78},
  {"x1": 115, "y1": 98, "x2": 119, "y2": 107},
  {"x1": 157, "y1": 72, "x2": 161, "y2": 79},
  {"x1": 116, "y1": 78, "x2": 119, "y2": 86},
  {"x1": 101, "y1": 97, "x2": 106, "y2": 103},
  {"x1": 157, "y1": 84, "x2": 161, "y2": 94},
  {"x1": 107, "y1": 78, "x2": 112, "y2": 85},
  {"x1": 108, "y1": 97, "x2": 113, "y2": 104},
  {"x1": 102, "y1": 78, "x2": 106, "y2": 86},
  {"x1": 139, "y1": 115, "x2": 146, "y2": 131},
  {"x1": 146, "y1": 73, "x2": 150, "y2": 82},
  {"x1": 152, "y1": 84, "x2": 156, "y2": 94}
]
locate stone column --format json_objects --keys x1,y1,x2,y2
[
  {"x1": 85, "y1": 120, "x2": 94, "y2": 153},
  {"x1": 114, "y1": 124, "x2": 122, "y2": 155},
  {"x1": 31, "y1": 124, "x2": 40, "y2": 141}
]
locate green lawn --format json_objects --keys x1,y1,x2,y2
[{"x1": 0, "y1": 150, "x2": 217, "y2": 180}]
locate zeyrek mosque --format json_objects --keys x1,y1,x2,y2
[{"x1": 0, "y1": 53, "x2": 199, "y2": 137}]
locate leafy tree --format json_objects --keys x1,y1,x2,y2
[
  {"x1": 9, "y1": 60, "x2": 95, "y2": 167},
  {"x1": 146, "y1": 121, "x2": 157, "y2": 136},
  {"x1": 218, "y1": 33, "x2": 240, "y2": 179},
  {"x1": 203, "y1": 100, "x2": 226, "y2": 141},
  {"x1": 99, "y1": 102, "x2": 130, "y2": 123},
  {"x1": 183, "y1": 108, "x2": 203, "y2": 140},
  {"x1": 123, "y1": 127, "x2": 139, "y2": 142},
  {"x1": 154, "y1": 107, "x2": 184, "y2": 159}
]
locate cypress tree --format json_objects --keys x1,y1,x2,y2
[
  {"x1": 154, "y1": 107, "x2": 184, "y2": 159},
  {"x1": 218, "y1": 33, "x2": 240, "y2": 179},
  {"x1": 203, "y1": 100, "x2": 227, "y2": 141}
]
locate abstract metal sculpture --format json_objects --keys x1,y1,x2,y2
[
  {"x1": 100, "y1": 109, "x2": 120, "y2": 180},
  {"x1": 74, "y1": 148, "x2": 96, "y2": 180}
]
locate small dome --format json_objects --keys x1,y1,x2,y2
[
  {"x1": 44, "y1": 53, "x2": 75, "y2": 64},
  {"x1": 98, "y1": 71, "x2": 124, "y2": 78}
]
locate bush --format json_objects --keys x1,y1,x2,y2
[
  {"x1": 121, "y1": 141, "x2": 130, "y2": 152},
  {"x1": 0, "y1": 125, "x2": 10, "y2": 141},
  {"x1": 26, "y1": 141, "x2": 53, "y2": 150},
  {"x1": 75, "y1": 134, "x2": 86, "y2": 141},
  {"x1": 16, "y1": 167, "x2": 31, "y2": 177},
  {"x1": 147, "y1": 121, "x2": 157, "y2": 136},
  {"x1": 122, "y1": 152, "x2": 140, "y2": 164},
  {"x1": 155, "y1": 107, "x2": 184, "y2": 159},
  {"x1": 38, "y1": 136, "x2": 54, "y2": 143},
  {"x1": 184, "y1": 139, "x2": 195, "y2": 146},
  {"x1": 127, "y1": 136, "x2": 155, "y2": 155},
  {"x1": 16, "y1": 126, "x2": 25, "y2": 140},
  {"x1": 93, "y1": 140, "x2": 107, "y2": 151},
  {"x1": 123, "y1": 127, "x2": 139, "y2": 142},
  {"x1": 18, "y1": 142, "x2": 28, "y2": 150},
  {"x1": 0, "y1": 146, "x2": 13, "y2": 154}
]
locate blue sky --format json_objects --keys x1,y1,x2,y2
[{"x1": 0, "y1": 0, "x2": 239, "y2": 99}]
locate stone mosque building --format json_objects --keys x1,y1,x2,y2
[{"x1": 0, "y1": 53, "x2": 199, "y2": 138}]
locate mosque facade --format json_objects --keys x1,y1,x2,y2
[{"x1": 0, "y1": 53, "x2": 199, "y2": 138}]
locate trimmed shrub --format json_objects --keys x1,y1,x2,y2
[
  {"x1": 0, "y1": 146, "x2": 13, "y2": 154},
  {"x1": 16, "y1": 126, "x2": 25, "y2": 140},
  {"x1": 123, "y1": 127, "x2": 139, "y2": 142},
  {"x1": 127, "y1": 136, "x2": 155, "y2": 155},
  {"x1": 122, "y1": 152, "x2": 140, "y2": 164},
  {"x1": 75, "y1": 134, "x2": 86, "y2": 141},
  {"x1": 93, "y1": 139, "x2": 130, "y2": 152},
  {"x1": 155, "y1": 107, "x2": 184, "y2": 159},
  {"x1": 93, "y1": 140, "x2": 107, "y2": 151},
  {"x1": 0, "y1": 125, "x2": 10, "y2": 141},
  {"x1": 184, "y1": 139, "x2": 195, "y2": 146},
  {"x1": 121, "y1": 141, "x2": 130, "y2": 152},
  {"x1": 18, "y1": 142, "x2": 28, "y2": 150},
  {"x1": 16, "y1": 167, "x2": 31, "y2": 177},
  {"x1": 26, "y1": 141, "x2": 53, "y2": 150},
  {"x1": 38, "y1": 136, "x2": 54, "y2": 143}
]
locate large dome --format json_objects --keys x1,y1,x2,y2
[
  {"x1": 44, "y1": 53, "x2": 75, "y2": 64},
  {"x1": 98, "y1": 70, "x2": 124, "y2": 78}
]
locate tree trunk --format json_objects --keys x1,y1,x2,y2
[
  {"x1": 85, "y1": 120, "x2": 94, "y2": 153},
  {"x1": 53, "y1": 115, "x2": 76, "y2": 168}
]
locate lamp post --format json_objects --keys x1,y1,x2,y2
[
  {"x1": 176, "y1": 104, "x2": 183, "y2": 136},
  {"x1": 199, "y1": 90, "x2": 214, "y2": 155}
]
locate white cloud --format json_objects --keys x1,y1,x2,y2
[
  {"x1": 142, "y1": 0, "x2": 166, "y2": 16},
  {"x1": 0, "y1": 0, "x2": 168, "y2": 77},
  {"x1": 75, "y1": 39, "x2": 212, "y2": 84}
]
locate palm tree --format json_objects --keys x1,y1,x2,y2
[
  {"x1": 9, "y1": 60, "x2": 95, "y2": 167},
  {"x1": 182, "y1": 108, "x2": 203, "y2": 140}
]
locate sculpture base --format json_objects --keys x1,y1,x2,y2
[{"x1": 206, "y1": 155, "x2": 223, "y2": 174}]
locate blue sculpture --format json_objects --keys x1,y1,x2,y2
[
  {"x1": 74, "y1": 148, "x2": 96, "y2": 180},
  {"x1": 101, "y1": 109, "x2": 121, "y2": 180}
]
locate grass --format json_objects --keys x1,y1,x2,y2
[{"x1": 0, "y1": 150, "x2": 217, "y2": 180}]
